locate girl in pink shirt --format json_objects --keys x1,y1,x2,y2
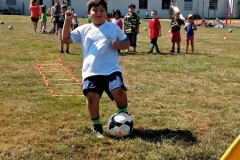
[{"x1": 112, "y1": 9, "x2": 122, "y2": 53}]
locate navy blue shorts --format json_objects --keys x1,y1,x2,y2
[
  {"x1": 83, "y1": 72, "x2": 127, "y2": 101},
  {"x1": 126, "y1": 33, "x2": 137, "y2": 47}
]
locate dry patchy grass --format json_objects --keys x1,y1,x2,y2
[{"x1": 0, "y1": 15, "x2": 240, "y2": 159}]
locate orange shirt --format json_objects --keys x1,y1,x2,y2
[{"x1": 29, "y1": 3, "x2": 40, "y2": 18}]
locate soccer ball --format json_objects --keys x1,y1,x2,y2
[
  {"x1": 8, "y1": 26, "x2": 13, "y2": 30},
  {"x1": 0, "y1": 21, "x2": 4, "y2": 24},
  {"x1": 107, "y1": 112, "x2": 133, "y2": 137},
  {"x1": 228, "y1": 29, "x2": 232, "y2": 33},
  {"x1": 143, "y1": 27, "x2": 147, "y2": 30}
]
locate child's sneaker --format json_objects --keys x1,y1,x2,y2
[
  {"x1": 147, "y1": 51, "x2": 152, "y2": 54},
  {"x1": 93, "y1": 124, "x2": 105, "y2": 138},
  {"x1": 66, "y1": 49, "x2": 69, "y2": 54},
  {"x1": 59, "y1": 49, "x2": 64, "y2": 54}
]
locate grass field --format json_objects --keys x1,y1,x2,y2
[{"x1": 0, "y1": 15, "x2": 240, "y2": 159}]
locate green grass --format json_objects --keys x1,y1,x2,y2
[{"x1": 0, "y1": 15, "x2": 240, "y2": 159}]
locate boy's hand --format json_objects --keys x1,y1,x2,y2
[
  {"x1": 65, "y1": 10, "x2": 74, "y2": 21},
  {"x1": 112, "y1": 40, "x2": 120, "y2": 49}
]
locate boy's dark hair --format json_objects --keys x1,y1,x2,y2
[
  {"x1": 128, "y1": 3, "x2": 136, "y2": 9},
  {"x1": 107, "y1": 13, "x2": 111, "y2": 18},
  {"x1": 112, "y1": 9, "x2": 121, "y2": 18},
  {"x1": 41, "y1": 5, "x2": 46, "y2": 12},
  {"x1": 175, "y1": 11, "x2": 180, "y2": 15},
  {"x1": 152, "y1": 10, "x2": 157, "y2": 15},
  {"x1": 86, "y1": 0, "x2": 108, "y2": 13},
  {"x1": 61, "y1": 4, "x2": 67, "y2": 8}
]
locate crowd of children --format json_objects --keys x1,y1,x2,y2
[{"x1": 30, "y1": 0, "x2": 197, "y2": 55}]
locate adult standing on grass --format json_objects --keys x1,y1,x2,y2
[
  {"x1": 62, "y1": 0, "x2": 130, "y2": 138},
  {"x1": 29, "y1": 0, "x2": 40, "y2": 34}
]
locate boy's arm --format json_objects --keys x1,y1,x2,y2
[
  {"x1": 136, "y1": 24, "x2": 140, "y2": 34},
  {"x1": 112, "y1": 39, "x2": 130, "y2": 50},
  {"x1": 62, "y1": 11, "x2": 74, "y2": 44}
]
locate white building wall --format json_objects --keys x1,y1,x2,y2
[{"x1": 2, "y1": 0, "x2": 240, "y2": 19}]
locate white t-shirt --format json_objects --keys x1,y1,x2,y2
[{"x1": 70, "y1": 22, "x2": 127, "y2": 80}]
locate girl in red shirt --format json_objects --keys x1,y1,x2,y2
[
  {"x1": 148, "y1": 10, "x2": 161, "y2": 54},
  {"x1": 29, "y1": 0, "x2": 40, "y2": 34}
]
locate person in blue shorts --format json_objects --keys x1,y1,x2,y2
[
  {"x1": 62, "y1": 0, "x2": 130, "y2": 138},
  {"x1": 123, "y1": 3, "x2": 141, "y2": 53}
]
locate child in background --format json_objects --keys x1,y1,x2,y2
[
  {"x1": 184, "y1": 14, "x2": 197, "y2": 53},
  {"x1": 106, "y1": 13, "x2": 111, "y2": 22},
  {"x1": 87, "y1": 15, "x2": 92, "y2": 23},
  {"x1": 62, "y1": 0, "x2": 130, "y2": 138},
  {"x1": 112, "y1": 9, "x2": 122, "y2": 53},
  {"x1": 170, "y1": 11, "x2": 183, "y2": 53},
  {"x1": 124, "y1": 3, "x2": 141, "y2": 53},
  {"x1": 40, "y1": 5, "x2": 47, "y2": 33},
  {"x1": 148, "y1": 10, "x2": 161, "y2": 54},
  {"x1": 49, "y1": 6, "x2": 56, "y2": 33},
  {"x1": 71, "y1": 8, "x2": 79, "y2": 30},
  {"x1": 58, "y1": 4, "x2": 69, "y2": 54}
]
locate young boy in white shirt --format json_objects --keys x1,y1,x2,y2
[{"x1": 62, "y1": 0, "x2": 130, "y2": 138}]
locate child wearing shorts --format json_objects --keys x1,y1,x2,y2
[
  {"x1": 62, "y1": 0, "x2": 130, "y2": 138},
  {"x1": 58, "y1": 4, "x2": 69, "y2": 54},
  {"x1": 124, "y1": 3, "x2": 141, "y2": 53},
  {"x1": 170, "y1": 11, "x2": 183, "y2": 53},
  {"x1": 184, "y1": 14, "x2": 197, "y2": 53}
]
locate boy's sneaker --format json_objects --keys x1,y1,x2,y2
[
  {"x1": 170, "y1": 49, "x2": 175, "y2": 53},
  {"x1": 93, "y1": 124, "x2": 105, "y2": 138},
  {"x1": 156, "y1": 50, "x2": 161, "y2": 54},
  {"x1": 66, "y1": 50, "x2": 69, "y2": 54},
  {"x1": 59, "y1": 49, "x2": 64, "y2": 54},
  {"x1": 147, "y1": 51, "x2": 152, "y2": 54}
]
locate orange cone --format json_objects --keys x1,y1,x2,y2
[{"x1": 224, "y1": 36, "x2": 229, "y2": 40}]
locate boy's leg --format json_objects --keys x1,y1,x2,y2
[
  {"x1": 153, "y1": 38, "x2": 160, "y2": 53},
  {"x1": 60, "y1": 40, "x2": 64, "y2": 53},
  {"x1": 86, "y1": 92, "x2": 104, "y2": 138},
  {"x1": 170, "y1": 33, "x2": 175, "y2": 53},
  {"x1": 148, "y1": 38, "x2": 154, "y2": 53},
  {"x1": 171, "y1": 42, "x2": 175, "y2": 53},
  {"x1": 83, "y1": 77, "x2": 105, "y2": 138},
  {"x1": 108, "y1": 72, "x2": 128, "y2": 113},
  {"x1": 66, "y1": 43, "x2": 69, "y2": 54},
  {"x1": 177, "y1": 42, "x2": 180, "y2": 53},
  {"x1": 86, "y1": 92, "x2": 101, "y2": 120},
  {"x1": 132, "y1": 34, "x2": 137, "y2": 52}
]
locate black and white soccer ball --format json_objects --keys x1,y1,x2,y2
[
  {"x1": 8, "y1": 26, "x2": 13, "y2": 30},
  {"x1": 107, "y1": 112, "x2": 133, "y2": 137},
  {"x1": 228, "y1": 29, "x2": 232, "y2": 33},
  {"x1": 143, "y1": 27, "x2": 147, "y2": 30},
  {"x1": 0, "y1": 21, "x2": 4, "y2": 24}
]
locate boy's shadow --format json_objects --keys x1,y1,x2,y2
[{"x1": 129, "y1": 128, "x2": 197, "y2": 145}]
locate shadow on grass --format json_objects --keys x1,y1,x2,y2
[{"x1": 130, "y1": 128, "x2": 197, "y2": 144}]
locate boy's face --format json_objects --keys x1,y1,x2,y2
[
  {"x1": 61, "y1": 7, "x2": 67, "y2": 14},
  {"x1": 151, "y1": 11, "x2": 157, "y2": 19},
  {"x1": 175, "y1": 14, "x2": 180, "y2": 19},
  {"x1": 128, "y1": 7, "x2": 135, "y2": 14},
  {"x1": 88, "y1": 5, "x2": 107, "y2": 26}
]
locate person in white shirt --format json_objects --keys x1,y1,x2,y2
[{"x1": 62, "y1": 0, "x2": 130, "y2": 138}]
